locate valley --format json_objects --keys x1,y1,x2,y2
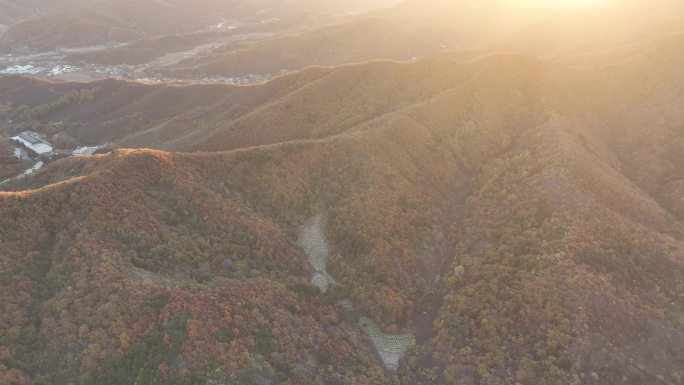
[
  {"x1": 0, "y1": 37, "x2": 278, "y2": 84},
  {"x1": 0, "y1": 0, "x2": 403, "y2": 83}
]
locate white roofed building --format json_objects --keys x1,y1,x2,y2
[
  {"x1": 73, "y1": 146, "x2": 102, "y2": 156},
  {"x1": 11, "y1": 132, "x2": 53, "y2": 156}
]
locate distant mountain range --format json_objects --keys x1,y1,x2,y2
[
  {"x1": 0, "y1": 0, "x2": 108, "y2": 24},
  {"x1": 0, "y1": 0, "x2": 400, "y2": 52}
]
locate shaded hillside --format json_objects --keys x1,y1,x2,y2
[
  {"x1": 0, "y1": 148, "x2": 390, "y2": 385},
  {"x1": 0, "y1": 0, "x2": 109, "y2": 25},
  {"x1": 0, "y1": 0, "x2": 400, "y2": 53},
  {"x1": 0, "y1": 67, "x2": 335, "y2": 147},
  {"x1": 2, "y1": 45, "x2": 684, "y2": 385}
]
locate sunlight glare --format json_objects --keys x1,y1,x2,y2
[{"x1": 505, "y1": 0, "x2": 615, "y2": 9}]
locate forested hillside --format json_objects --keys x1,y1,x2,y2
[{"x1": 1, "y1": 37, "x2": 683, "y2": 384}]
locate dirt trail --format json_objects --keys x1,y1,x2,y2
[{"x1": 0, "y1": 160, "x2": 43, "y2": 187}]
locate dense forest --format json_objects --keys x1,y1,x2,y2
[
  {"x1": 1, "y1": 39, "x2": 684, "y2": 384},
  {"x1": 0, "y1": 137, "x2": 28, "y2": 180},
  {"x1": 1, "y1": 0, "x2": 684, "y2": 384}
]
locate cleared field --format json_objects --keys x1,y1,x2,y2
[
  {"x1": 360, "y1": 317, "x2": 413, "y2": 371},
  {"x1": 299, "y1": 213, "x2": 414, "y2": 370},
  {"x1": 298, "y1": 213, "x2": 334, "y2": 292}
]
